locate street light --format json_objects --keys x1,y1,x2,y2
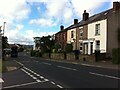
[
  {"x1": 3, "y1": 22, "x2": 6, "y2": 36},
  {"x1": 0, "y1": 22, "x2": 6, "y2": 36}
]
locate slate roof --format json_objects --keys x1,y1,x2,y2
[{"x1": 55, "y1": 7, "x2": 119, "y2": 34}]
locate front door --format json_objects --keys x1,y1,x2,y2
[
  {"x1": 90, "y1": 42, "x2": 93, "y2": 54},
  {"x1": 84, "y1": 43, "x2": 88, "y2": 54}
]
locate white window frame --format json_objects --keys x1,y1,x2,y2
[
  {"x1": 95, "y1": 24, "x2": 100, "y2": 35},
  {"x1": 96, "y1": 40, "x2": 100, "y2": 50},
  {"x1": 80, "y1": 28, "x2": 83, "y2": 37}
]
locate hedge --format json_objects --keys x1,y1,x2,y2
[{"x1": 30, "y1": 50, "x2": 42, "y2": 57}]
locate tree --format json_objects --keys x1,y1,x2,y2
[
  {"x1": 54, "y1": 43, "x2": 61, "y2": 52},
  {"x1": 34, "y1": 35, "x2": 55, "y2": 53},
  {"x1": 2, "y1": 36, "x2": 8, "y2": 49},
  {"x1": 65, "y1": 44, "x2": 73, "y2": 53}
]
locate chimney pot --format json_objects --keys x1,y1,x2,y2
[
  {"x1": 74, "y1": 19, "x2": 78, "y2": 24},
  {"x1": 83, "y1": 10, "x2": 89, "y2": 21},
  {"x1": 113, "y1": 2, "x2": 120, "y2": 11},
  {"x1": 60, "y1": 25, "x2": 64, "y2": 31}
]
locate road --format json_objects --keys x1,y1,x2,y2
[{"x1": 2, "y1": 52, "x2": 120, "y2": 89}]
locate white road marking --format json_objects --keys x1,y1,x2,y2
[
  {"x1": 3, "y1": 81, "x2": 47, "y2": 89},
  {"x1": 44, "y1": 79, "x2": 49, "y2": 81},
  {"x1": 51, "y1": 82, "x2": 55, "y2": 85},
  {"x1": 81, "y1": 64, "x2": 95, "y2": 67},
  {"x1": 0, "y1": 78, "x2": 4, "y2": 83},
  {"x1": 36, "y1": 74, "x2": 40, "y2": 76},
  {"x1": 57, "y1": 66, "x2": 77, "y2": 71},
  {"x1": 42, "y1": 62, "x2": 51, "y2": 65},
  {"x1": 57, "y1": 85, "x2": 63, "y2": 88},
  {"x1": 32, "y1": 77, "x2": 37, "y2": 79},
  {"x1": 34, "y1": 73, "x2": 37, "y2": 75},
  {"x1": 21, "y1": 67, "x2": 50, "y2": 83},
  {"x1": 36, "y1": 80, "x2": 41, "y2": 82},
  {"x1": 81, "y1": 63, "x2": 102, "y2": 68},
  {"x1": 89, "y1": 72, "x2": 120, "y2": 80},
  {"x1": 40, "y1": 76, "x2": 44, "y2": 79},
  {"x1": 14, "y1": 60, "x2": 24, "y2": 66},
  {"x1": 29, "y1": 75, "x2": 34, "y2": 77}
]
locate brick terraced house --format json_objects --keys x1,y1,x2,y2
[{"x1": 55, "y1": 1, "x2": 120, "y2": 58}]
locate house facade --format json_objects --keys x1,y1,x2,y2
[
  {"x1": 66, "y1": 1, "x2": 120, "y2": 57},
  {"x1": 67, "y1": 19, "x2": 80, "y2": 50},
  {"x1": 55, "y1": 25, "x2": 67, "y2": 50}
]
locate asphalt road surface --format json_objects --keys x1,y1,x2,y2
[{"x1": 2, "y1": 52, "x2": 120, "y2": 89}]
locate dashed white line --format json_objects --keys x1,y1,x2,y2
[
  {"x1": 57, "y1": 85, "x2": 63, "y2": 88},
  {"x1": 36, "y1": 74, "x2": 40, "y2": 76},
  {"x1": 51, "y1": 82, "x2": 55, "y2": 85},
  {"x1": 36, "y1": 80, "x2": 41, "y2": 82},
  {"x1": 34, "y1": 73, "x2": 37, "y2": 75},
  {"x1": 81, "y1": 63, "x2": 102, "y2": 68},
  {"x1": 21, "y1": 68, "x2": 50, "y2": 83},
  {"x1": 40, "y1": 76, "x2": 44, "y2": 79},
  {"x1": 89, "y1": 72, "x2": 120, "y2": 80},
  {"x1": 42, "y1": 62, "x2": 51, "y2": 65},
  {"x1": 81, "y1": 64, "x2": 95, "y2": 67},
  {"x1": 32, "y1": 77, "x2": 37, "y2": 79},
  {"x1": 57, "y1": 66, "x2": 77, "y2": 71},
  {"x1": 44, "y1": 79, "x2": 49, "y2": 81}
]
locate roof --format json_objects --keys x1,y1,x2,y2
[{"x1": 55, "y1": 7, "x2": 119, "y2": 35}]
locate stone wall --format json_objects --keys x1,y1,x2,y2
[{"x1": 43, "y1": 53, "x2": 96, "y2": 62}]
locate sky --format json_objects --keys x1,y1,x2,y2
[{"x1": 0, "y1": 0, "x2": 119, "y2": 45}]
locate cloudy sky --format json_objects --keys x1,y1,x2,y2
[{"x1": 0, "y1": 0, "x2": 119, "y2": 45}]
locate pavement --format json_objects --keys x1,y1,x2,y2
[
  {"x1": 2, "y1": 55, "x2": 120, "y2": 73},
  {"x1": 3, "y1": 56, "x2": 23, "y2": 73}
]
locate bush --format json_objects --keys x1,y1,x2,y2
[
  {"x1": 30, "y1": 50, "x2": 36, "y2": 56},
  {"x1": 35, "y1": 51, "x2": 42, "y2": 57},
  {"x1": 30, "y1": 49, "x2": 43, "y2": 57},
  {"x1": 112, "y1": 48, "x2": 120, "y2": 64},
  {"x1": 65, "y1": 44, "x2": 73, "y2": 53}
]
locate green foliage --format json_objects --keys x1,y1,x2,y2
[
  {"x1": 2, "y1": 36, "x2": 8, "y2": 49},
  {"x1": 34, "y1": 35, "x2": 55, "y2": 53},
  {"x1": 30, "y1": 49, "x2": 36, "y2": 56},
  {"x1": 53, "y1": 43, "x2": 61, "y2": 53},
  {"x1": 112, "y1": 48, "x2": 120, "y2": 64},
  {"x1": 65, "y1": 44, "x2": 73, "y2": 53},
  {"x1": 30, "y1": 49, "x2": 42, "y2": 57}
]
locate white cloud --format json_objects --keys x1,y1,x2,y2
[
  {"x1": 0, "y1": 0, "x2": 31, "y2": 36},
  {"x1": 0, "y1": 0, "x2": 31, "y2": 44},
  {"x1": 1, "y1": 0, "x2": 118, "y2": 45},
  {"x1": 0, "y1": 0, "x2": 31, "y2": 22},
  {"x1": 29, "y1": 18, "x2": 56, "y2": 27},
  {"x1": 7, "y1": 29, "x2": 56, "y2": 45},
  {"x1": 36, "y1": 0, "x2": 109, "y2": 25}
]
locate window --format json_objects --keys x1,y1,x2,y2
[
  {"x1": 71, "y1": 31, "x2": 74, "y2": 38},
  {"x1": 95, "y1": 24, "x2": 100, "y2": 35},
  {"x1": 80, "y1": 28, "x2": 83, "y2": 37},
  {"x1": 96, "y1": 40, "x2": 100, "y2": 50},
  {"x1": 80, "y1": 43, "x2": 83, "y2": 51}
]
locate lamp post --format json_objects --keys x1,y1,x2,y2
[
  {"x1": 3, "y1": 22, "x2": 6, "y2": 36},
  {"x1": 1, "y1": 22, "x2": 6, "y2": 61}
]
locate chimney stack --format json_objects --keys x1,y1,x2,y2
[
  {"x1": 113, "y1": 2, "x2": 120, "y2": 11},
  {"x1": 83, "y1": 10, "x2": 89, "y2": 21},
  {"x1": 60, "y1": 25, "x2": 64, "y2": 31},
  {"x1": 74, "y1": 19, "x2": 78, "y2": 24}
]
